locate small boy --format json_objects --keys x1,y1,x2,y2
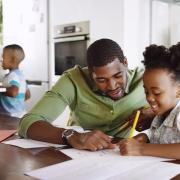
[{"x1": 0, "y1": 44, "x2": 30, "y2": 117}]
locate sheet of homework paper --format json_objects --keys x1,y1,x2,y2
[
  {"x1": 26, "y1": 150, "x2": 176, "y2": 180},
  {"x1": 60, "y1": 146, "x2": 170, "y2": 163},
  {"x1": 2, "y1": 138, "x2": 66, "y2": 148},
  {"x1": 106, "y1": 161, "x2": 180, "y2": 180}
]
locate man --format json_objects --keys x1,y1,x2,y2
[{"x1": 18, "y1": 39, "x2": 154, "y2": 151}]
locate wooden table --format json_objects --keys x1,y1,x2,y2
[
  {"x1": 0, "y1": 114, "x2": 71, "y2": 180},
  {"x1": 0, "y1": 114, "x2": 180, "y2": 180}
]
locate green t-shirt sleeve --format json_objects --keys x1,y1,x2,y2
[{"x1": 18, "y1": 73, "x2": 76, "y2": 137}]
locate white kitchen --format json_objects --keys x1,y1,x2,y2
[
  {"x1": 0, "y1": 0, "x2": 180, "y2": 179},
  {"x1": 0, "y1": 0, "x2": 180, "y2": 113}
]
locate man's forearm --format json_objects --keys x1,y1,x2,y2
[
  {"x1": 26, "y1": 121, "x2": 116, "y2": 151},
  {"x1": 27, "y1": 121, "x2": 65, "y2": 144}
]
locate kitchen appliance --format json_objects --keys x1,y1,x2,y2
[{"x1": 53, "y1": 21, "x2": 90, "y2": 75}]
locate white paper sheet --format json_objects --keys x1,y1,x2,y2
[
  {"x1": 60, "y1": 146, "x2": 120, "y2": 159},
  {"x1": 26, "y1": 154, "x2": 178, "y2": 180},
  {"x1": 60, "y1": 147, "x2": 170, "y2": 163},
  {"x1": 3, "y1": 138, "x2": 66, "y2": 148},
  {"x1": 25, "y1": 157, "x2": 145, "y2": 180},
  {"x1": 26, "y1": 147, "x2": 175, "y2": 180},
  {"x1": 106, "y1": 161, "x2": 180, "y2": 180}
]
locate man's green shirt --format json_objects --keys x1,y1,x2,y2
[{"x1": 18, "y1": 65, "x2": 147, "y2": 138}]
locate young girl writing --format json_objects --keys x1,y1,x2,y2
[{"x1": 119, "y1": 42, "x2": 180, "y2": 159}]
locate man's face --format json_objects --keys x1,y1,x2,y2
[{"x1": 91, "y1": 58, "x2": 128, "y2": 100}]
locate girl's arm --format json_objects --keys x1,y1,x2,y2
[
  {"x1": 142, "y1": 143, "x2": 180, "y2": 159},
  {"x1": 119, "y1": 138, "x2": 180, "y2": 159}
]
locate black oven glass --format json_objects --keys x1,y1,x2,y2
[{"x1": 55, "y1": 40, "x2": 87, "y2": 75}]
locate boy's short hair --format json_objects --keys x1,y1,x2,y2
[
  {"x1": 4, "y1": 44, "x2": 25, "y2": 62},
  {"x1": 87, "y1": 38, "x2": 125, "y2": 71}
]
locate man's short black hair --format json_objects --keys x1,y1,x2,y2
[{"x1": 87, "y1": 38, "x2": 125, "y2": 71}]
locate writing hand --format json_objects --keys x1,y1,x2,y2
[
  {"x1": 119, "y1": 138, "x2": 145, "y2": 156},
  {"x1": 133, "y1": 133, "x2": 149, "y2": 143}
]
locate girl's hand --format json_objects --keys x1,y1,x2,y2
[
  {"x1": 133, "y1": 133, "x2": 149, "y2": 143},
  {"x1": 119, "y1": 138, "x2": 145, "y2": 156}
]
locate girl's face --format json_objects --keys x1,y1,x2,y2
[{"x1": 143, "y1": 68, "x2": 180, "y2": 116}]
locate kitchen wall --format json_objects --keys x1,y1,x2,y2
[
  {"x1": 123, "y1": 0, "x2": 150, "y2": 68},
  {"x1": 170, "y1": 3, "x2": 180, "y2": 44},
  {"x1": 2, "y1": 0, "x2": 180, "y2": 114},
  {"x1": 151, "y1": 0, "x2": 169, "y2": 46},
  {"x1": 3, "y1": 0, "x2": 177, "y2": 86},
  {"x1": 49, "y1": 0, "x2": 150, "y2": 72}
]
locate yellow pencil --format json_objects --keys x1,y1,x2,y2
[{"x1": 129, "y1": 110, "x2": 141, "y2": 138}]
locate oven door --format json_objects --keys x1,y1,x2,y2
[{"x1": 54, "y1": 36, "x2": 88, "y2": 75}]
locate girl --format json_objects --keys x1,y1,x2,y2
[{"x1": 119, "y1": 42, "x2": 180, "y2": 159}]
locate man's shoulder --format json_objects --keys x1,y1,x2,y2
[
  {"x1": 64, "y1": 65, "x2": 89, "y2": 79},
  {"x1": 125, "y1": 67, "x2": 144, "y2": 93},
  {"x1": 127, "y1": 67, "x2": 144, "y2": 83},
  {"x1": 128, "y1": 67, "x2": 144, "y2": 77},
  {"x1": 61, "y1": 65, "x2": 94, "y2": 90}
]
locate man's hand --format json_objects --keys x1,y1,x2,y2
[{"x1": 68, "y1": 130, "x2": 116, "y2": 151}]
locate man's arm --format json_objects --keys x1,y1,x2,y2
[
  {"x1": 27, "y1": 121, "x2": 65, "y2": 144},
  {"x1": 18, "y1": 74, "x2": 75, "y2": 137},
  {"x1": 18, "y1": 73, "x2": 115, "y2": 151},
  {"x1": 27, "y1": 120, "x2": 115, "y2": 151}
]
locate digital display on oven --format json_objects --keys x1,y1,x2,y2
[{"x1": 64, "y1": 25, "x2": 76, "y2": 33}]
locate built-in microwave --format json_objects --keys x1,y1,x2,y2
[{"x1": 53, "y1": 21, "x2": 90, "y2": 76}]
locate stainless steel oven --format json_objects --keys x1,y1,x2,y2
[{"x1": 54, "y1": 21, "x2": 90, "y2": 75}]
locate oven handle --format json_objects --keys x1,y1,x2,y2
[{"x1": 54, "y1": 35, "x2": 88, "y2": 43}]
